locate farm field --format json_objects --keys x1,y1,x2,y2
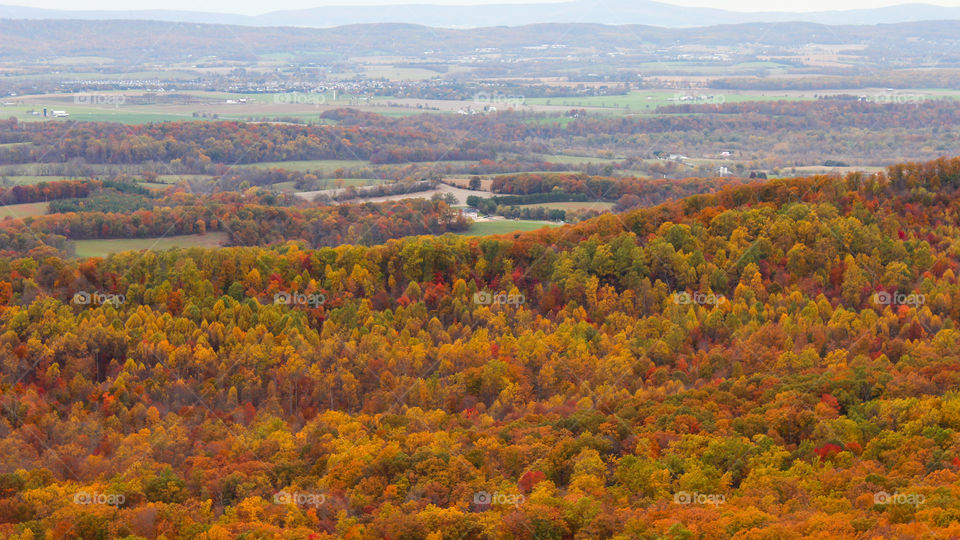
[
  {"x1": 270, "y1": 179, "x2": 378, "y2": 192},
  {"x1": 2, "y1": 91, "x2": 443, "y2": 123},
  {"x1": 239, "y1": 159, "x2": 370, "y2": 172},
  {"x1": 540, "y1": 154, "x2": 623, "y2": 165},
  {"x1": 456, "y1": 219, "x2": 560, "y2": 236},
  {"x1": 7, "y1": 87, "x2": 960, "y2": 126},
  {"x1": 5, "y1": 104, "x2": 199, "y2": 124},
  {"x1": 445, "y1": 177, "x2": 495, "y2": 190},
  {"x1": 522, "y1": 90, "x2": 818, "y2": 111},
  {"x1": 521, "y1": 88, "x2": 960, "y2": 112},
  {"x1": 0, "y1": 202, "x2": 49, "y2": 219},
  {"x1": 0, "y1": 163, "x2": 203, "y2": 178},
  {"x1": 519, "y1": 201, "x2": 616, "y2": 211},
  {"x1": 0, "y1": 175, "x2": 74, "y2": 185},
  {"x1": 151, "y1": 174, "x2": 210, "y2": 183},
  {"x1": 71, "y1": 231, "x2": 229, "y2": 258},
  {"x1": 355, "y1": 67, "x2": 446, "y2": 80},
  {"x1": 138, "y1": 182, "x2": 178, "y2": 190},
  {"x1": 276, "y1": 178, "x2": 380, "y2": 191},
  {"x1": 785, "y1": 165, "x2": 886, "y2": 175},
  {"x1": 339, "y1": 183, "x2": 493, "y2": 205}
]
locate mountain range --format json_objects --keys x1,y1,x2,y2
[
  {"x1": 3, "y1": 18, "x2": 960, "y2": 63},
  {"x1": 2, "y1": 0, "x2": 960, "y2": 28},
  {"x1": 2, "y1": 18, "x2": 959, "y2": 62}
]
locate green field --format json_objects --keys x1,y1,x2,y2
[
  {"x1": 0, "y1": 171, "x2": 205, "y2": 185},
  {"x1": 72, "y1": 232, "x2": 229, "y2": 258},
  {"x1": 374, "y1": 110, "x2": 446, "y2": 117},
  {"x1": 0, "y1": 175, "x2": 75, "y2": 185},
  {"x1": 241, "y1": 159, "x2": 370, "y2": 172},
  {"x1": 240, "y1": 158, "x2": 477, "y2": 176},
  {"x1": 521, "y1": 201, "x2": 616, "y2": 211},
  {"x1": 457, "y1": 219, "x2": 561, "y2": 236},
  {"x1": 357, "y1": 67, "x2": 442, "y2": 81},
  {"x1": 0, "y1": 172, "x2": 207, "y2": 186},
  {"x1": 523, "y1": 90, "x2": 818, "y2": 111},
  {"x1": 524, "y1": 116, "x2": 581, "y2": 127},
  {"x1": 275, "y1": 178, "x2": 380, "y2": 191},
  {"x1": 8, "y1": 106, "x2": 198, "y2": 124},
  {"x1": 59, "y1": 110, "x2": 193, "y2": 123},
  {"x1": 335, "y1": 178, "x2": 382, "y2": 187},
  {"x1": 523, "y1": 88, "x2": 960, "y2": 114},
  {"x1": 3, "y1": 90, "x2": 423, "y2": 124},
  {"x1": 541, "y1": 155, "x2": 623, "y2": 165},
  {"x1": 153, "y1": 174, "x2": 210, "y2": 183},
  {"x1": 139, "y1": 182, "x2": 177, "y2": 190},
  {"x1": 787, "y1": 165, "x2": 886, "y2": 175},
  {"x1": 0, "y1": 202, "x2": 49, "y2": 219},
  {"x1": 2, "y1": 70, "x2": 196, "y2": 82}
]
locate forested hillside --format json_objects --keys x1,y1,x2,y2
[{"x1": 0, "y1": 157, "x2": 958, "y2": 537}]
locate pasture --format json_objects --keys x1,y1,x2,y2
[
  {"x1": 456, "y1": 219, "x2": 560, "y2": 236},
  {"x1": 0, "y1": 202, "x2": 49, "y2": 219},
  {"x1": 72, "y1": 232, "x2": 230, "y2": 258},
  {"x1": 520, "y1": 201, "x2": 616, "y2": 211},
  {"x1": 240, "y1": 159, "x2": 369, "y2": 173}
]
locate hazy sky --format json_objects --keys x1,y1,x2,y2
[{"x1": 7, "y1": 0, "x2": 960, "y2": 14}]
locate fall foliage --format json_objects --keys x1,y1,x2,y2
[{"x1": 0, "y1": 157, "x2": 958, "y2": 537}]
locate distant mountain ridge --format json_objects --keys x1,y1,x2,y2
[
  {"x1": 3, "y1": 19, "x2": 960, "y2": 62},
  {"x1": 2, "y1": 0, "x2": 960, "y2": 28}
]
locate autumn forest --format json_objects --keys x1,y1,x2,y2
[
  {"x1": 5, "y1": 8, "x2": 960, "y2": 539},
  {"x1": 0, "y1": 151, "x2": 956, "y2": 537}
]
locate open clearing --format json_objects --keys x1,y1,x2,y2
[
  {"x1": 785, "y1": 165, "x2": 886, "y2": 175},
  {"x1": 541, "y1": 155, "x2": 623, "y2": 165},
  {"x1": 240, "y1": 159, "x2": 369, "y2": 173},
  {"x1": 445, "y1": 177, "x2": 495, "y2": 190},
  {"x1": 0, "y1": 175, "x2": 75, "y2": 185},
  {"x1": 457, "y1": 219, "x2": 560, "y2": 236},
  {"x1": 297, "y1": 182, "x2": 494, "y2": 206},
  {"x1": 72, "y1": 232, "x2": 229, "y2": 258},
  {"x1": 6, "y1": 88, "x2": 960, "y2": 125},
  {"x1": 0, "y1": 202, "x2": 49, "y2": 219},
  {"x1": 523, "y1": 90, "x2": 818, "y2": 112},
  {"x1": 1, "y1": 91, "x2": 444, "y2": 123},
  {"x1": 272, "y1": 178, "x2": 381, "y2": 192},
  {"x1": 521, "y1": 201, "x2": 616, "y2": 211},
  {"x1": 139, "y1": 182, "x2": 177, "y2": 190},
  {"x1": 344, "y1": 183, "x2": 490, "y2": 206}
]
